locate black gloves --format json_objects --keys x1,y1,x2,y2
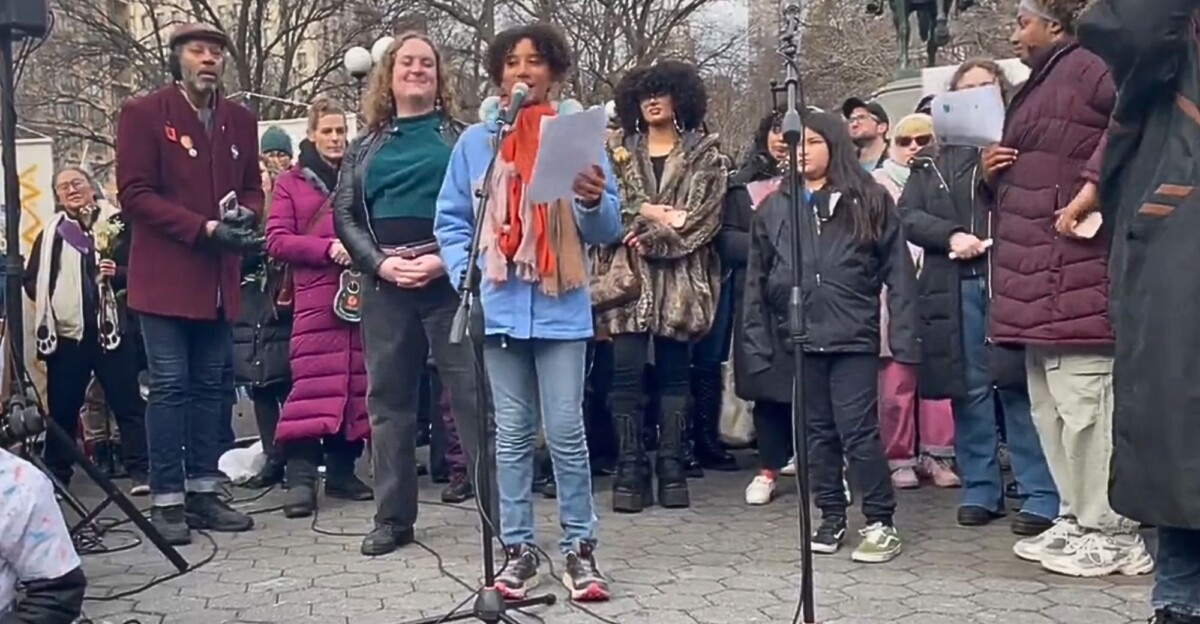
[
  {"x1": 222, "y1": 206, "x2": 257, "y2": 230},
  {"x1": 210, "y1": 222, "x2": 262, "y2": 252}
]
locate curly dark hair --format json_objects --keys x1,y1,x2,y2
[
  {"x1": 484, "y1": 23, "x2": 573, "y2": 86},
  {"x1": 613, "y1": 60, "x2": 708, "y2": 135},
  {"x1": 1036, "y1": 0, "x2": 1089, "y2": 34}
]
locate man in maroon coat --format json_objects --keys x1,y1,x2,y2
[{"x1": 115, "y1": 22, "x2": 264, "y2": 544}]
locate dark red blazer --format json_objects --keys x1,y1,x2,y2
[{"x1": 115, "y1": 86, "x2": 263, "y2": 320}]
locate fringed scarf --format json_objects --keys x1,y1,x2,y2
[{"x1": 480, "y1": 102, "x2": 586, "y2": 297}]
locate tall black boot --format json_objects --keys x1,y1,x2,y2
[
  {"x1": 283, "y1": 448, "x2": 319, "y2": 518},
  {"x1": 691, "y1": 366, "x2": 739, "y2": 471},
  {"x1": 680, "y1": 405, "x2": 705, "y2": 479},
  {"x1": 656, "y1": 394, "x2": 691, "y2": 509},
  {"x1": 325, "y1": 441, "x2": 374, "y2": 501},
  {"x1": 611, "y1": 393, "x2": 652, "y2": 513}
]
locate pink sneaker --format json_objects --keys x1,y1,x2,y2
[
  {"x1": 918, "y1": 455, "x2": 962, "y2": 488},
  {"x1": 890, "y1": 466, "x2": 920, "y2": 490}
]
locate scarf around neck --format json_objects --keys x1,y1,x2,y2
[
  {"x1": 482, "y1": 102, "x2": 586, "y2": 297},
  {"x1": 298, "y1": 139, "x2": 339, "y2": 194},
  {"x1": 880, "y1": 158, "x2": 912, "y2": 190}
]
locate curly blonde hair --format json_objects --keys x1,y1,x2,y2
[{"x1": 361, "y1": 32, "x2": 457, "y2": 134}]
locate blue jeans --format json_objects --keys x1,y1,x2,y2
[
  {"x1": 692, "y1": 273, "x2": 735, "y2": 367},
  {"x1": 141, "y1": 314, "x2": 233, "y2": 506},
  {"x1": 954, "y1": 278, "x2": 1059, "y2": 519},
  {"x1": 484, "y1": 337, "x2": 597, "y2": 554},
  {"x1": 1155, "y1": 527, "x2": 1200, "y2": 616}
]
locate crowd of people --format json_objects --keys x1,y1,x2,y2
[{"x1": 4, "y1": 0, "x2": 1199, "y2": 622}]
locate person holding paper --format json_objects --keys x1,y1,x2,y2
[
  {"x1": 433, "y1": 23, "x2": 622, "y2": 603},
  {"x1": 985, "y1": 0, "x2": 1152, "y2": 578},
  {"x1": 1079, "y1": 0, "x2": 1200, "y2": 620},
  {"x1": 899, "y1": 58, "x2": 1063, "y2": 535},
  {"x1": 594, "y1": 61, "x2": 727, "y2": 515}
]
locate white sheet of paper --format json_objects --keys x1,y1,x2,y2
[
  {"x1": 931, "y1": 85, "x2": 1005, "y2": 148},
  {"x1": 526, "y1": 105, "x2": 609, "y2": 204}
]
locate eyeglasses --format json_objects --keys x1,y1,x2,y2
[
  {"x1": 896, "y1": 134, "x2": 933, "y2": 148},
  {"x1": 55, "y1": 179, "x2": 88, "y2": 193},
  {"x1": 848, "y1": 114, "x2": 879, "y2": 125}
]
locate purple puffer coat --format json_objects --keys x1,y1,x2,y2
[{"x1": 266, "y1": 167, "x2": 369, "y2": 442}]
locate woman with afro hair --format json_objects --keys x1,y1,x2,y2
[{"x1": 593, "y1": 59, "x2": 726, "y2": 514}]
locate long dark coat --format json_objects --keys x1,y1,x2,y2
[
  {"x1": 1079, "y1": 0, "x2": 1200, "y2": 529},
  {"x1": 115, "y1": 86, "x2": 264, "y2": 320}
]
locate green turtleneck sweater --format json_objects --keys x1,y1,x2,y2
[{"x1": 364, "y1": 111, "x2": 452, "y2": 245}]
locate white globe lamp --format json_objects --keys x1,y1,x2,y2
[
  {"x1": 371, "y1": 36, "x2": 395, "y2": 65},
  {"x1": 343, "y1": 46, "x2": 373, "y2": 81}
]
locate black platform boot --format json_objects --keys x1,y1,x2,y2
[
  {"x1": 680, "y1": 409, "x2": 705, "y2": 479},
  {"x1": 691, "y1": 366, "x2": 739, "y2": 472},
  {"x1": 611, "y1": 393, "x2": 652, "y2": 513},
  {"x1": 656, "y1": 394, "x2": 692, "y2": 509}
]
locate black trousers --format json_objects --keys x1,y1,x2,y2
[
  {"x1": 804, "y1": 353, "x2": 896, "y2": 525},
  {"x1": 360, "y1": 276, "x2": 496, "y2": 530},
  {"x1": 610, "y1": 334, "x2": 690, "y2": 398},
  {"x1": 585, "y1": 341, "x2": 617, "y2": 465},
  {"x1": 753, "y1": 400, "x2": 794, "y2": 471},
  {"x1": 249, "y1": 382, "x2": 290, "y2": 459},
  {"x1": 44, "y1": 335, "x2": 148, "y2": 484}
]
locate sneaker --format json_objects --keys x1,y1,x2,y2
[
  {"x1": 1014, "y1": 517, "x2": 1084, "y2": 562},
  {"x1": 184, "y1": 492, "x2": 254, "y2": 532},
  {"x1": 129, "y1": 474, "x2": 150, "y2": 497},
  {"x1": 360, "y1": 524, "x2": 415, "y2": 556},
  {"x1": 1040, "y1": 532, "x2": 1155, "y2": 578},
  {"x1": 441, "y1": 473, "x2": 475, "y2": 504},
  {"x1": 811, "y1": 517, "x2": 847, "y2": 554},
  {"x1": 780, "y1": 456, "x2": 797, "y2": 476},
  {"x1": 917, "y1": 455, "x2": 961, "y2": 488},
  {"x1": 890, "y1": 466, "x2": 920, "y2": 490},
  {"x1": 852, "y1": 522, "x2": 903, "y2": 563},
  {"x1": 495, "y1": 545, "x2": 539, "y2": 600},
  {"x1": 745, "y1": 473, "x2": 776, "y2": 505},
  {"x1": 563, "y1": 542, "x2": 610, "y2": 602},
  {"x1": 150, "y1": 505, "x2": 191, "y2": 546}
]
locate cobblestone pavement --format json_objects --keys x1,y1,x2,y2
[{"x1": 76, "y1": 464, "x2": 1152, "y2": 624}]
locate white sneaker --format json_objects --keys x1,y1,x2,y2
[
  {"x1": 745, "y1": 474, "x2": 776, "y2": 505},
  {"x1": 1040, "y1": 532, "x2": 1155, "y2": 578},
  {"x1": 1013, "y1": 517, "x2": 1083, "y2": 562},
  {"x1": 780, "y1": 457, "x2": 797, "y2": 476}
]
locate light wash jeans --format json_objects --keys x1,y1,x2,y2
[{"x1": 483, "y1": 336, "x2": 598, "y2": 554}]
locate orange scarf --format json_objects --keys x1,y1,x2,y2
[{"x1": 497, "y1": 103, "x2": 557, "y2": 277}]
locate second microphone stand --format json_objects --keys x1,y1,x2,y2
[
  {"x1": 405, "y1": 111, "x2": 556, "y2": 624},
  {"x1": 774, "y1": 15, "x2": 817, "y2": 624}
]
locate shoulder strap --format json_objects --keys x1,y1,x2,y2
[{"x1": 304, "y1": 195, "x2": 334, "y2": 235}]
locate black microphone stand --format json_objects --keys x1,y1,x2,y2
[
  {"x1": 773, "y1": 3, "x2": 816, "y2": 622},
  {"x1": 405, "y1": 109, "x2": 556, "y2": 624},
  {"x1": 0, "y1": 25, "x2": 188, "y2": 572}
]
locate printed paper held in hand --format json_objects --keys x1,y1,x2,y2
[
  {"x1": 527, "y1": 105, "x2": 609, "y2": 204},
  {"x1": 932, "y1": 85, "x2": 1005, "y2": 148}
]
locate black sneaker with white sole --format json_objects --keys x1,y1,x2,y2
[
  {"x1": 495, "y1": 545, "x2": 539, "y2": 600},
  {"x1": 811, "y1": 517, "x2": 847, "y2": 554},
  {"x1": 562, "y1": 542, "x2": 610, "y2": 602}
]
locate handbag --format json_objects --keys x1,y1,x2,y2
[
  {"x1": 276, "y1": 196, "x2": 335, "y2": 308},
  {"x1": 590, "y1": 245, "x2": 641, "y2": 312}
]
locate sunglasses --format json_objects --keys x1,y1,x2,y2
[{"x1": 896, "y1": 134, "x2": 933, "y2": 148}]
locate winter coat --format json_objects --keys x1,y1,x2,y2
[
  {"x1": 231, "y1": 250, "x2": 292, "y2": 389},
  {"x1": 115, "y1": 86, "x2": 264, "y2": 320},
  {"x1": 593, "y1": 130, "x2": 727, "y2": 341},
  {"x1": 739, "y1": 182, "x2": 919, "y2": 404},
  {"x1": 1079, "y1": 0, "x2": 1200, "y2": 529},
  {"x1": 265, "y1": 167, "x2": 369, "y2": 443},
  {"x1": 988, "y1": 40, "x2": 1116, "y2": 346}
]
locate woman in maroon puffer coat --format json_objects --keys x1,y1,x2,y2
[
  {"x1": 266, "y1": 99, "x2": 372, "y2": 517},
  {"x1": 982, "y1": 0, "x2": 1151, "y2": 579}
]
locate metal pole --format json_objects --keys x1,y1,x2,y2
[{"x1": 1, "y1": 30, "x2": 25, "y2": 357}]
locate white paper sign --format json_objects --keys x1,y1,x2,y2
[
  {"x1": 526, "y1": 106, "x2": 608, "y2": 204},
  {"x1": 931, "y1": 85, "x2": 1005, "y2": 148}
]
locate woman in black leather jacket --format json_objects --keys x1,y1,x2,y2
[{"x1": 332, "y1": 32, "x2": 491, "y2": 558}]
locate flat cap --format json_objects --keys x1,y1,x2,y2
[{"x1": 169, "y1": 22, "x2": 228, "y2": 48}]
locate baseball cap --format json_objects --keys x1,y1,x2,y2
[{"x1": 841, "y1": 97, "x2": 890, "y2": 126}]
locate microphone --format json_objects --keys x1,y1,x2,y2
[{"x1": 499, "y1": 82, "x2": 530, "y2": 126}]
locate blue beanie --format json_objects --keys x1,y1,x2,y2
[{"x1": 260, "y1": 126, "x2": 292, "y2": 157}]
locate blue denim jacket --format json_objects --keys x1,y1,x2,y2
[{"x1": 434, "y1": 101, "x2": 623, "y2": 341}]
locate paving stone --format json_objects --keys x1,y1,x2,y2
[{"x1": 71, "y1": 463, "x2": 1150, "y2": 623}]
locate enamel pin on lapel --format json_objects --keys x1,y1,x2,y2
[
  {"x1": 231, "y1": 144, "x2": 240, "y2": 160},
  {"x1": 180, "y1": 135, "x2": 197, "y2": 158}
]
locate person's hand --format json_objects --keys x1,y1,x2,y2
[
  {"x1": 328, "y1": 241, "x2": 352, "y2": 266},
  {"x1": 222, "y1": 206, "x2": 256, "y2": 230},
  {"x1": 572, "y1": 165, "x2": 605, "y2": 207},
  {"x1": 209, "y1": 223, "x2": 262, "y2": 251},
  {"x1": 98, "y1": 259, "x2": 117, "y2": 278},
  {"x1": 407, "y1": 254, "x2": 445, "y2": 286},
  {"x1": 663, "y1": 209, "x2": 686, "y2": 229},
  {"x1": 1055, "y1": 182, "x2": 1100, "y2": 238},
  {"x1": 949, "y1": 232, "x2": 986, "y2": 260},
  {"x1": 981, "y1": 144, "x2": 1018, "y2": 181},
  {"x1": 623, "y1": 230, "x2": 644, "y2": 255}
]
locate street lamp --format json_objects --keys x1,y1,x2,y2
[{"x1": 370, "y1": 36, "x2": 394, "y2": 65}]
